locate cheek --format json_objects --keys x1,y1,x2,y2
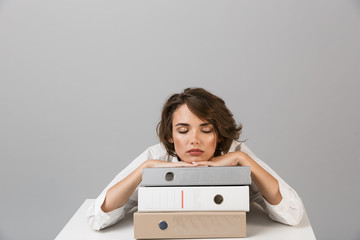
[
  {"x1": 207, "y1": 134, "x2": 217, "y2": 147},
  {"x1": 173, "y1": 134, "x2": 187, "y2": 149}
]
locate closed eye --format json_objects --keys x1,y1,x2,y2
[
  {"x1": 177, "y1": 127, "x2": 189, "y2": 134},
  {"x1": 201, "y1": 126, "x2": 213, "y2": 133},
  {"x1": 202, "y1": 130, "x2": 212, "y2": 133}
]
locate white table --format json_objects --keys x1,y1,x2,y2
[{"x1": 55, "y1": 199, "x2": 316, "y2": 240}]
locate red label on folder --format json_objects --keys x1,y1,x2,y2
[{"x1": 181, "y1": 190, "x2": 184, "y2": 208}]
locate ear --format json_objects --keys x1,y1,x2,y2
[{"x1": 168, "y1": 138, "x2": 174, "y2": 143}]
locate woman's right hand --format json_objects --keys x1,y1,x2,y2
[{"x1": 144, "y1": 159, "x2": 196, "y2": 168}]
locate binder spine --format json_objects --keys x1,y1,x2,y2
[
  {"x1": 138, "y1": 186, "x2": 249, "y2": 212},
  {"x1": 141, "y1": 166, "x2": 251, "y2": 186},
  {"x1": 134, "y1": 211, "x2": 246, "y2": 239}
]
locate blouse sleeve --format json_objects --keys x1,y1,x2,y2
[
  {"x1": 240, "y1": 143, "x2": 305, "y2": 226},
  {"x1": 87, "y1": 144, "x2": 165, "y2": 231}
]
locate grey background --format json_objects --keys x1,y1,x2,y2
[{"x1": 1, "y1": 0, "x2": 359, "y2": 239}]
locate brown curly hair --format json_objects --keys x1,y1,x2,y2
[{"x1": 157, "y1": 88, "x2": 242, "y2": 158}]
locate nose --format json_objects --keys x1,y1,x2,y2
[{"x1": 190, "y1": 130, "x2": 200, "y2": 145}]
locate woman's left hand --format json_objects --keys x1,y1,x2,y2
[
  {"x1": 194, "y1": 151, "x2": 250, "y2": 167},
  {"x1": 196, "y1": 151, "x2": 283, "y2": 205}
]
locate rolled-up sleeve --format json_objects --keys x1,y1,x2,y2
[
  {"x1": 87, "y1": 190, "x2": 130, "y2": 230},
  {"x1": 262, "y1": 180, "x2": 304, "y2": 225},
  {"x1": 87, "y1": 144, "x2": 165, "y2": 230},
  {"x1": 241, "y1": 143, "x2": 304, "y2": 226}
]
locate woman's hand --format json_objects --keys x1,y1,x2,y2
[
  {"x1": 195, "y1": 151, "x2": 282, "y2": 205},
  {"x1": 194, "y1": 151, "x2": 250, "y2": 167},
  {"x1": 145, "y1": 159, "x2": 196, "y2": 168}
]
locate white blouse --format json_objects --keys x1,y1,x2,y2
[{"x1": 87, "y1": 141, "x2": 304, "y2": 230}]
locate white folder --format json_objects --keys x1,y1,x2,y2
[{"x1": 138, "y1": 186, "x2": 249, "y2": 212}]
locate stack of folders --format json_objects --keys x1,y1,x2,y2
[{"x1": 134, "y1": 166, "x2": 251, "y2": 239}]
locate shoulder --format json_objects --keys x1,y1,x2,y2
[
  {"x1": 228, "y1": 140, "x2": 244, "y2": 152},
  {"x1": 228, "y1": 140, "x2": 253, "y2": 155}
]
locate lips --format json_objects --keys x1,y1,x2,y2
[{"x1": 187, "y1": 148, "x2": 204, "y2": 156}]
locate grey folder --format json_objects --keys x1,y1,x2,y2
[{"x1": 141, "y1": 166, "x2": 251, "y2": 186}]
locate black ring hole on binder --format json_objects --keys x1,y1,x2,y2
[
  {"x1": 214, "y1": 194, "x2": 224, "y2": 205},
  {"x1": 159, "y1": 220, "x2": 168, "y2": 230},
  {"x1": 165, "y1": 172, "x2": 174, "y2": 181}
]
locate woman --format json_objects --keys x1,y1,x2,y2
[{"x1": 87, "y1": 88, "x2": 304, "y2": 230}]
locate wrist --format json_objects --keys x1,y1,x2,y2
[
  {"x1": 236, "y1": 152, "x2": 251, "y2": 166},
  {"x1": 143, "y1": 160, "x2": 152, "y2": 168}
]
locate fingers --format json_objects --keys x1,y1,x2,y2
[
  {"x1": 181, "y1": 162, "x2": 197, "y2": 167},
  {"x1": 170, "y1": 162, "x2": 197, "y2": 167},
  {"x1": 193, "y1": 161, "x2": 211, "y2": 167},
  {"x1": 151, "y1": 160, "x2": 215, "y2": 168}
]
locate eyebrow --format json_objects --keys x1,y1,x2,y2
[{"x1": 175, "y1": 123, "x2": 211, "y2": 127}]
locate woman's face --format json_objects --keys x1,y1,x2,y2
[{"x1": 171, "y1": 104, "x2": 217, "y2": 163}]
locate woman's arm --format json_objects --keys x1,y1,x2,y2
[
  {"x1": 194, "y1": 151, "x2": 282, "y2": 205},
  {"x1": 88, "y1": 144, "x2": 195, "y2": 230},
  {"x1": 101, "y1": 160, "x2": 195, "y2": 212},
  {"x1": 195, "y1": 144, "x2": 304, "y2": 226},
  {"x1": 237, "y1": 152, "x2": 283, "y2": 205}
]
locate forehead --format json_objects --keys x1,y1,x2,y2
[{"x1": 172, "y1": 104, "x2": 207, "y2": 125}]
